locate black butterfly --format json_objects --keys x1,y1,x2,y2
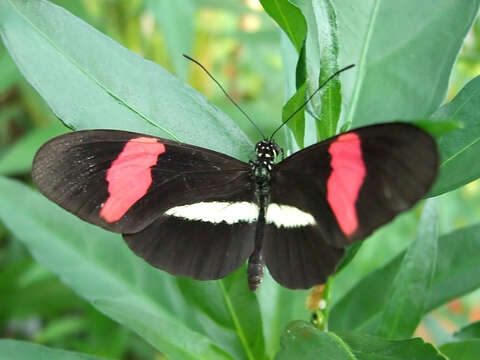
[
  {"x1": 32, "y1": 120, "x2": 437, "y2": 290},
  {"x1": 31, "y1": 59, "x2": 438, "y2": 290}
]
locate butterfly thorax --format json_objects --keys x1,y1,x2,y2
[
  {"x1": 251, "y1": 140, "x2": 280, "y2": 195},
  {"x1": 254, "y1": 140, "x2": 280, "y2": 170}
]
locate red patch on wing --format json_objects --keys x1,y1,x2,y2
[
  {"x1": 326, "y1": 133, "x2": 366, "y2": 236},
  {"x1": 100, "y1": 137, "x2": 165, "y2": 222}
]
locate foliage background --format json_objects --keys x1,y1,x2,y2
[{"x1": 0, "y1": 0, "x2": 479, "y2": 359}]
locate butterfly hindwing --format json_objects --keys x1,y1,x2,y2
[
  {"x1": 124, "y1": 215, "x2": 255, "y2": 280},
  {"x1": 263, "y1": 224, "x2": 345, "y2": 289},
  {"x1": 263, "y1": 123, "x2": 438, "y2": 288}
]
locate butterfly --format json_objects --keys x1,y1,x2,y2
[
  {"x1": 31, "y1": 121, "x2": 437, "y2": 290},
  {"x1": 31, "y1": 57, "x2": 438, "y2": 290}
]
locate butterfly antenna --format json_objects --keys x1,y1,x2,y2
[
  {"x1": 269, "y1": 64, "x2": 355, "y2": 140},
  {"x1": 183, "y1": 54, "x2": 266, "y2": 139}
]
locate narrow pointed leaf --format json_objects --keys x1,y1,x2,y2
[
  {"x1": 289, "y1": 0, "x2": 341, "y2": 140},
  {"x1": 259, "y1": 0, "x2": 306, "y2": 53},
  {"x1": 283, "y1": 82, "x2": 307, "y2": 147},
  {"x1": 257, "y1": 273, "x2": 309, "y2": 358},
  {"x1": 0, "y1": 340, "x2": 108, "y2": 360},
  {"x1": 377, "y1": 200, "x2": 438, "y2": 339}
]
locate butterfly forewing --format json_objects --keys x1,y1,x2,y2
[{"x1": 32, "y1": 130, "x2": 252, "y2": 234}]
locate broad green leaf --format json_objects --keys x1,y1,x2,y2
[
  {"x1": 377, "y1": 200, "x2": 438, "y2": 339},
  {"x1": 440, "y1": 340, "x2": 480, "y2": 360},
  {"x1": 290, "y1": 0, "x2": 341, "y2": 140},
  {"x1": 275, "y1": 321, "x2": 446, "y2": 360},
  {"x1": 334, "y1": 0, "x2": 480, "y2": 129},
  {"x1": 259, "y1": 0, "x2": 306, "y2": 53},
  {"x1": 429, "y1": 76, "x2": 480, "y2": 196},
  {"x1": 0, "y1": 0, "x2": 253, "y2": 161},
  {"x1": 0, "y1": 177, "x2": 265, "y2": 360},
  {"x1": 144, "y1": 0, "x2": 196, "y2": 81},
  {"x1": 330, "y1": 223, "x2": 480, "y2": 333},
  {"x1": 0, "y1": 340, "x2": 108, "y2": 360},
  {"x1": 282, "y1": 82, "x2": 307, "y2": 147},
  {"x1": 0, "y1": 122, "x2": 68, "y2": 175}
]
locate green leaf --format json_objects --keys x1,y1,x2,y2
[
  {"x1": 144, "y1": 0, "x2": 196, "y2": 81},
  {"x1": 259, "y1": 0, "x2": 306, "y2": 53},
  {"x1": 376, "y1": 200, "x2": 438, "y2": 339},
  {"x1": 275, "y1": 321, "x2": 446, "y2": 360},
  {"x1": 176, "y1": 271, "x2": 266, "y2": 360},
  {"x1": 0, "y1": 263, "x2": 83, "y2": 318},
  {"x1": 257, "y1": 273, "x2": 309, "y2": 358},
  {"x1": 0, "y1": 177, "x2": 265, "y2": 360},
  {"x1": 411, "y1": 119, "x2": 461, "y2": 138},
  {"x1": 290, "y1": 0, "x2": 342, "y2": 140},
  {"x1": 0, "y1": 340, "x2": 108, "y2": 360},
  {"x1": 283, "y1": 82, "x2": 307, "y2": 147},
  {"x1": 440, "y1": 340, "x2": 480, "y2": 360},
  {"x1": 330, "y1": 223, "x2": 480, "y2": 333},
  {"x1": 34, "y1": 317, "x2": 87, "y2": 343},
  {"x1": 439, "y1": 323, "x2": 480, "y2": 360},
  {"x1": 0, "y1": 44, "x2": 20, "y2": 92},
  {"x1": 429, "y1": 76, "x2": 480, "y2": 196},
  {"x1": 0, "y1": 0, "x2": 253, "y2": 161},
  {"x1": 452, "y1": 322, "x2": 480, "y2": 341},
  {"x1": 335, "y1": 242, "x2": 363, "y2": 273},
  {"x1": 335, "y1": 0, "x2": 480, "y2": 129},
  {"x1": 0, "y1": 122, "x2": 68, "y2": 175}
]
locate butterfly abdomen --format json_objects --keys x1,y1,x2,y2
[{"x1": 247, "y1": 248, "x2": 264, "y2": 291}]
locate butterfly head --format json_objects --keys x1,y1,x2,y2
[{"x1": 255, "y1": 140, "x2": 281, "y2": 170}]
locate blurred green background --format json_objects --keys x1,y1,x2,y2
[{"x1": 0, "y1": 0, "x2": 479, "y2": 359}]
